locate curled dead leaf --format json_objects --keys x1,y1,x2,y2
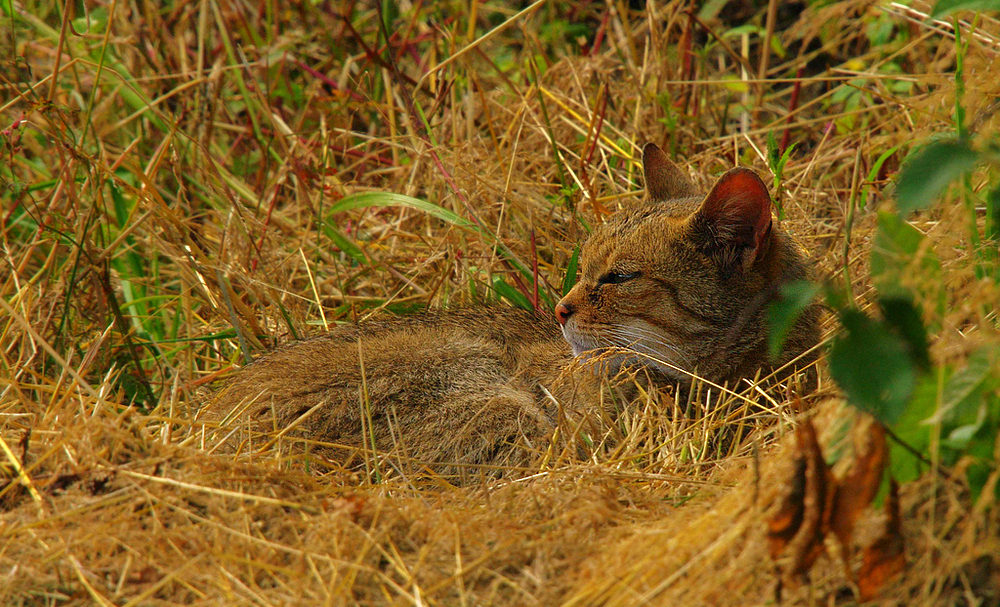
[
  {"x1": 767, "y1": 417, "x2": 895, "y2": 598},
  {"x1": 767, "y1": 455, "x2": 806, "y2": 560},
  {"x1": 832, "y1": 420, "x2": 888, "y2": 585},
  {"x1": 785, "y1": 420, "x2": 836, "y2": 580},
  {"x1": 858, "y1": 479, "x2": 905, "y2": 601}
]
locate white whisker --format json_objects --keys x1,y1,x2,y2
[{"x1": 606, "y1": 326, "x2": 694, "y2": 367}]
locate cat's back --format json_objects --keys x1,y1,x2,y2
[{"x1": 211, "y1": 306, "x2": 568, "y2": 476}]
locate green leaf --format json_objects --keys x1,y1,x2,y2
[
  {"x1": 896, "y1": 140, "x2": 979, "y2": 214},
  {"x1": 965, "y1": 458, "x2": 996, "y2": 502},
  {"x1": 909, "y1": 345, "x2": 1000, "y2": 501},
  {"x1": 324, "y1": 192, "x2": 479, "y2": 266},
  {"x1": 945, "y1": 419, "x2": 983, "y2": 448},
  {"x1": 987, "y1": 184, "x2": 1000, "y2": 241},
  {"x1": 766, "y1": 130, "x2": 780, "y2": 174},
  {"x1": 110, "y1": 182, "x2": 131, "y2": 229},
  {"x1": 108, "y1": 182, "x2": 150, "y2": 329},
  {"x1": 888, "y1": 373, "x2": 938, "y2": 483},
  {"x1": 963, "y1": 415, "x2": 1000, "y2": 501},
  {"x1": 778, "y1": 143, "x2": 795, "y2": 174},
  {"x1": 721, "y1": 24, "x2": 764, "y2": 39},
  {"x1": 766, "y1": 130, "x2": 795, "y2": 179},
  {"x1": 861, "y1": 145, "x2": 901, "y2": 205},
  {"x1": 327, "y1": 192, "x2": 549, "y2": 305},
  {"x1": 870, "y1": 211, "x2": 923, "y2": 278},
  {"x1": 381, "y1": 0, "x2": 399, "y2": 29},
  {"x1": 829, "y1": 310, "x2": 917, "y2": 425},
  {"x1": 769, "y1": 36, "x2": 787, "y2": 59},
  {"x1": 767, "y1": 280, "x2": 821, "y2": 358},
  {"x1": 868, "y1": 146, "x2": 901, "y2": 184},
  {"x1": 940, "y1": 345, "x2": 998, "y2": 427},
  {"x1": 879, "y1": 295, "x2": 931, "y2": 372},
  {"x1": 696, "y1": 0, "x2": 729, "y2": 21},
  {"x1": 870, "y1": 211, "x2": 941, "y2": 295},
  {"x1": 822, "y1": 279, "x2": 850, "y2": 312},
  {"x1": 930, "y1": 0, "x2": 1000, "y2": 19},
  {"x1": 561, "y1": 245, "x2": 580, "y2": 297},
  {"x1": 491, "y1": 275, "x2": 532, "y2": 310}
]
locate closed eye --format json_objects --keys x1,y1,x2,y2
[{"x1": 597, "y1": 270, "x2": 641, "y2": 285}]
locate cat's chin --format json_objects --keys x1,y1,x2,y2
[
  {"x1": 560, "y1": 324, "x2": 594, "y2": 357},
  {"x1": 561, "y1": 323, "x2": 699, "y2": 385}
]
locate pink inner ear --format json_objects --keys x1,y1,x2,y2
[{"x1": 700, "y1": 168, "x2": 772, "y2": 249}]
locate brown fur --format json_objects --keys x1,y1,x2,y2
[
  {"x1": 214, "y1": 308, "x2": 576, "y2": 480},
  {"x1": 212, "y1": 143, "x2": 819, "y2": 478}
]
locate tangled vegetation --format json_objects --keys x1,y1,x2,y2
[{"x1": 2, "y1": 0, "x2": 999, "y2": 604}]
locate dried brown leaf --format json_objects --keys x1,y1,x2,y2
[
  {"x1": 769, "y1": 418, "x2": 893, "y2": 594},
  {"x1": 768, "y1": 419, "x2": 837, "y2": 588},
  {"x1": 767, "y1": 456, "x2": 807, "y2": 559},
  {"x1": 858, "y1": 479, "x2": 905, "y2": 601},
  {"x1": 786, "y1": 419, "x2": 836, "y2": 579},
  {"x1": 831, "y1": 421, "x2": 888, "y2": 575}
]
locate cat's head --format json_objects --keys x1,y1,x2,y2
[{"x1": 555, "y1": 143, "x2": 801, "y2": 385}]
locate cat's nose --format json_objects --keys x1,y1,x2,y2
[{"x1": 554, "y1": 302, "x2": 575, "y2": 326}]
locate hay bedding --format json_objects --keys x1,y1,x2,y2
[{"x1": 3, "y1": 1, "x2": 1000, "y2": 604}]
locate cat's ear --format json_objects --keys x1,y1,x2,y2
[
  {"x1": 692, "y1": 167, "x2": 773, "y2": 270},
  {"x1": 643, "y1": 143, "x2": 700, "y2": 201}
]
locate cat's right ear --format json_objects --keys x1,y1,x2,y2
[
  {"x1": 642, "y1": 143, "x2": 700, "y2": 201},
  {"x1": 692, "y1": 167, "x2": 773, "y2": 271}
]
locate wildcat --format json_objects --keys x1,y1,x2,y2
[
  {"x1": 557, "y1": 143, "x2": 819, "y2": 391},
  {"x1": 212, "y1": 143, "x2": 819, "y2": 478}
]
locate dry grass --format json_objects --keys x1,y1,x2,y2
[{"x1": 3, "y1": 0, "x2": 1000, "y2": 605}]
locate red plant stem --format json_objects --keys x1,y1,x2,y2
[
  {"x1": 590, "y1": 9, "x2": 610, "y2": 56},
  {"x1": 675, "y1": 8, "x2": 695, "y2": 111},
  {"x1": 501, "y1": 260, "x2": 534, "y2": 304},
  {"x1": 337, "y1": 15, "x2": 418, "y2": 87},
  {"x1": 295, "y1": 60, "x2": 366, "y2": 102},
  {"x1": 406, "y1": 43, "x2": 423, "y2": 68},
  {"x1": 780, "y1": 66, "x2": 805, "y2": 153},
  {"x1": 326, "y1": 143, "x2": 395, "y2": 167}
]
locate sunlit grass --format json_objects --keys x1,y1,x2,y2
[{"x1": 2, "y1": 0, "x2": 999, "y2": 604}]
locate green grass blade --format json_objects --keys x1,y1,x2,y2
[
  {"x1": 328, "y1": 192, "x2": 476, "y2": 229},
  {"x1": 561, "y1": 245, "x2": 580, "y2": 297},
  {"x1": 491, "y1": 275, "x2": 533, "y2": 310},
  {"x1": 319, "y1": 221, "x2": 368, "y2": 266}
]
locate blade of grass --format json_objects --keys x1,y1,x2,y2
[
  {"x1": 328, "y1": 192, "x2": 475, "y2": 228},
  {"x1": 209, "y1": 0, "x2": 281, "y2": 165},
  {"x1": 329, "y1": 191, "x2": 550, "y2": 306},
  {"x1": 561, "y1": 245, "x2": 580, "y2": 297},
  {"x1": 98, "y1": 264, "x2": 157, "y2": 408}
]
